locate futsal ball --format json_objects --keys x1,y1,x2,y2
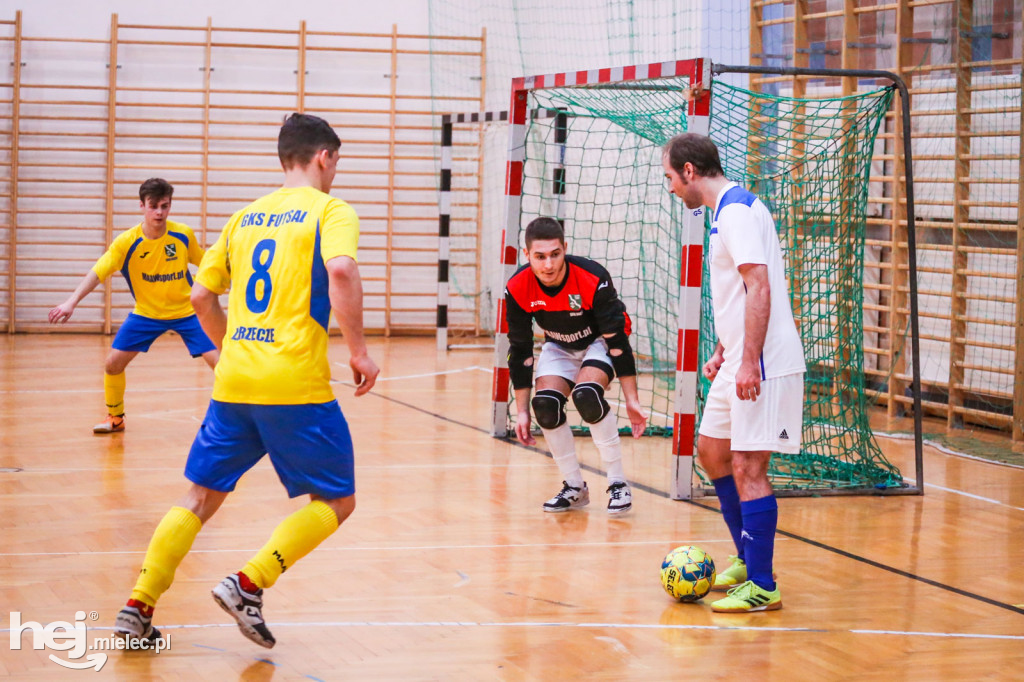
[{"x1": 660, "y1": 545, "x2": 716, "y2": 602}]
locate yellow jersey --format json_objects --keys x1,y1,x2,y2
[
  {"x1": 92, "y1": 221, "x2": 204, "y2": 320},
  {"x1": 196, "y1": 185, "x2": 359, "y2": 405}
]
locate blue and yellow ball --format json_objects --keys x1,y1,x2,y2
[{"x1": 660, "y1": 545, "x2": 716, "y2": 602}]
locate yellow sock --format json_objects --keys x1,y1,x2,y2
[
  {"x1": 104, "y1": 372, "x2": 126, "y2": 416},
  {"x1": 130, "y1": 506, "x2": 202, "y2": 607},
  {"x1": 242, "y1": 501, "x2": 339, "y2": 589}
]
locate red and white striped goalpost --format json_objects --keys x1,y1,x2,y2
[{"x1": 489, "y1": 58, "x2": 712, "y2": 500}]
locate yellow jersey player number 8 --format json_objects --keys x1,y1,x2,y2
[
  {"x1": 197, "y1": 186, "x2": 359, "y2": 406},
  {"x1": 112, "y1": 114, "x2": 379, "y2": 651}
]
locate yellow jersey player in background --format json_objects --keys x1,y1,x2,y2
[
  {"x1": 112, "y1": 113, "x2": 379, "y2": 649},
  {"x1": 48, "y1": 178, "x2": 218, "y2": 434}
]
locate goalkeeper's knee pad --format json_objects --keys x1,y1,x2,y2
[
  {"x1": 532, "y1": 389, "x2": 568, "y2": 429},
  {"x1": 571, "y1": 382, "x2": 610, "y2": 424}
]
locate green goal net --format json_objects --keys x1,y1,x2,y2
[
  {"x1": 510, "y1": 75, "x2": 905, "y2": 491},
  {"x1": 706, "y1": 81, "x2": 903, "y2": 490}
]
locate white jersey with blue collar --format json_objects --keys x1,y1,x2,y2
[{"x1": 708, "y1": 181, "x2": 805, "y2": 381}]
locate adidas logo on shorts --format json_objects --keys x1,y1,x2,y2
[{"x1": 779, "y1": 429, "x2": 789, "y2": 440}]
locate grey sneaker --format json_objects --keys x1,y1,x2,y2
[
  {"x1": 211, "y1": 574, "x2": 276, "y2": 648},
  {"x1": 543, "y1": 481, "x2": 590, "y2": 512},
  {"x1": 113, "y1": 603, "x2": 161, "y2": 643},
  {"x1": 606, "y1": 481, "x2": 632, "y2": 514}
]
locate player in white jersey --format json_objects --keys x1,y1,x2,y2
[{"x1": 663, "y1": 133, "x2": 805, "y2": 613}]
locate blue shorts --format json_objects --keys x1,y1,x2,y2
[
  {"x1": 112, "y1": 313, "x2": 216, "y2": 357},
  {"x1": 185, "y1": 400, "x2": 355, "y2": 499}
]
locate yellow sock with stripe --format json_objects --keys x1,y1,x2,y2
[
  {"x1": 129, "y1": 506, "x2": 203, "y2": 608},
  {"x1": 104, "y1": 372, "x2": 126, "y2": 416},
  {"x1": 242, "y1": 501, "x2": 339, "y2": 589}
]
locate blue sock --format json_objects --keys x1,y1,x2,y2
[
  {"x1": 712, "y1": 475, "x2": 744, "y2": 562},
  {"x1": 740, "y1": 495, "x2": 778, "y2": 591}
]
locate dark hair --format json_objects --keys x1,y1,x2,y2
[
  {"x1": 524, "y1": 217, "x2": 565, "y2": 248},
  {"x1": 663, "y1": 133, "x2": 724, "y2": 178},
  {"x1": 278, "y1": 113, "x2": 341, "y2": 169},
  {"x1": 139, "y1": 178, "x2": 173, "y2": 204}
]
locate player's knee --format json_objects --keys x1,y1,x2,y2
[
  {"x1": 317, "y1": 495, "x2": 354, "y2": 525},
  {"x1": 531, "y1": 389, "x2": 567, "y2": 429},
  {"x1": 180, "y1": 484, "x2": 227, "y2": 523},
  {"x1": 571, "y1": 382, "x2": 610, "y2": 424},
  {"x1": 105, "y1": 349, "x2": 136, "y2": 374}
]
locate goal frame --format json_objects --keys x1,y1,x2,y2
[
  {"x1": 482, "y1": 58, "x2": 923, "y2": 499},
  {"x1": 489, "y1": 58, "x2": 712, "y2": 501}
]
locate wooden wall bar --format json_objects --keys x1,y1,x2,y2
[
  {"x1": 0, "y1": 12, "x2": 484, "y2": 335},
  {"x1": 749, "y1": 0, "x2": 1023, "y2": 438},
  {"x1": 2, "y1": 13, "x2": 20, "y2": 333}
]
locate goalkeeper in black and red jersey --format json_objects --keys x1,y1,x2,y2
[{"x1": 505, "y1": 217, "x2": 647, "y2": 514}]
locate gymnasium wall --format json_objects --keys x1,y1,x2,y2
[
  {"x1": 0, "y1": 1, "x2": 476, "y2": 335},
  {"x1": 752, "y1": 0, "x2": 1023, "y2": 437}
]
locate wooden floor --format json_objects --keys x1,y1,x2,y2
[{"x1": 1, "y1": 334, "x2": 1022, "y2": 680}]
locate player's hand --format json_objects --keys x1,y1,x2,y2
[
  {"x1": 349, "y1": 353, "x2": 379, "y2": 397},
  {"x1": 702, "y1": 349, "x2": 724, "y2": 381},
  {"x1": 48, "y1": 301, "x2": 75, "y2": 324},
  {"x1": 735, "y1": 361, "x2": 761, "y2": 401},
  {"x1": 515, "y1": 409, "x2": 536, "y2": 446},
  {"x1": 626, "y1": 400, "x2": 647, "y2": 438}
]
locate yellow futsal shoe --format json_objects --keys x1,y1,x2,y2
[
  {"x1": 711, "y1": 555, "x2": 747, "y2": 592},
  {"x1": 711, "y1": 556, "x2": 777, "y2": 592},
  {"x1": 93, "y1": 414, "x2": 125, "y2": 434},
  {"x1": 710, "y1": 580, "x2": 782, "y2": 613}
]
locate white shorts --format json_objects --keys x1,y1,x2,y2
[
  {"x1": 698, "y1": 372, "x2": 804, "y2": 453},
  {"x1": 535, "y1": 338, "x2": 613, "y2": 384}
]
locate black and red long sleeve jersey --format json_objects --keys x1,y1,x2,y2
[{"x1": 504, "y1": 254, "x2": 636, "y2": 390}]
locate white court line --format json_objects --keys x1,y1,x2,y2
[
  {"x1": 850, "y1": 629, "x2": 1024, "y2": 640},
  {"x1": 4, "y1": 620, "x2": 1018, "y2": 642},
  {"x1": 876, "y1": 430, "x2": 1024, "y2": 470},
  {"x1": 331, "y1": 364, "x2": 491, "y2": 382},
  {"x1": 134, "y1": 413, "x2": 203, "y2": 424},
  {"x1": 0, "y1": 365, "x2": 492, "y2": 395},
  {"x1": 13, "y1": 467, "x2": 189, "y2": 473},
  {"x1": 906, "y1": 479, "x2": 1024, "y2": 513},
  {"x1": 0, "y1": 538, "x2": 741, "y2": 558},
  {"x1": 131, "y1": 407, "x2": 200, "y2": 419},
  {"x1": 0, "y1": 386, "x2": 209, "y2": 395},
  {"x1": 9, "y1": 462, "x2": 546, "y2": 474}
]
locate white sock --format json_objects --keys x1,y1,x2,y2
[
  {"x1": 540, "y1": 422, "x2": 583, "y2": 487},
  {"x1": 589, "y1": 411, "x2": 625, "y2": 484}
]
